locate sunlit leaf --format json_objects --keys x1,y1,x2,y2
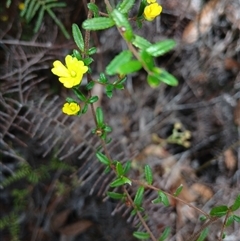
[
  {"x1": 96, "y1": 152, "x2": 110, "y2": 165},
  {"x1": 146, "y1": 40, "x2": 176, "y2": 57},
  {"x1": 72, "y1": 24, "x2": 84, "y2": 52},
  {"x1": 134, "y1": 186, "x2": 144, "y2": 206},
  {"x1": 196, "y1": 228, "x2": 209, "y2": 241},
  {"x1": 82, "y1": 17, "x2": 115, "y2": 30},
  {"x1": 118, "y1": 0, "x2": 135, "y2": 14},
  {"x1": 133, "y1": 231, "x2": 150, "y2": 240},
  {"x1": 158, "y1": 227, "x2": 171, "y2": 241},
  {"x1": 210, "y1": 205, "x2": 228, "y2": 217},
  {"x1": 144, "y1": 164, "x2": 153, "y2": 185}
]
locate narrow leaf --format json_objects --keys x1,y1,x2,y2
[
  {"x1": 87, "y1": 3, "x2": 99, "y2": 17},
  {"x1": 158, "y1": 227, "x2": 171, "y2": 241},
  {"x1": 88, "y1": 96, "x2": 98, "y2": 103},
  {"x1": 146, "y1": 40, "x2": 176, "y2": 57},
  {"x1": 106, "y1": 50, "x2": 132, "y2": 75},
  {"x1": 210, "y1": 205, "x2": 228, "y2": 217},
  {"x1": 230, "y1": 194, "x2": 240, "y2": 211},
  {"x1": 111, "y1": 9, "x2": 134, "y2": 41},
  {"x1": 107, "y1": 192, "x2": 125, "y2": 200},
  {"x1": 123, "y1": 161, "x2": 131, "y2": 175},
  {"x1": 158, "y1": 191, "x2": 170, "y2": 207},
  {"x1": 139, "y1": 50, "x2": 154, "y2": 70},
  {"x1": 226, "y1": 215, "x2": 234, "y2": 227},
  {"x1": 233, "y1": 215, "x2": 240, "y2": 223},
  {"x1": 196, "y1": 228, "x2": 209, "y2": 241},
  {"x1": 118, "y1": 60, "x2": 142, "y2": 75},
  {"x1": 134, "y1": 186, "x2": 144, "y2": 206},
  {"x1": 147, "y1": 74, "x2": 161, "y2": 88},
  {"x1": 144, "y1": 165, "x2": 153, "y2": 185},
  {"x1": 96, "y1": 107, "x2": 104, "y2": 126},
  {"x1": 116, "y1": 162, "x2": 124, "y2": 176},
  {"x1": 133, "y1": 231, "x2": 150, "y2": 240},
  {"x1": 132, "y1": 35, "x2": 151, "y2": 50},
  {"x1": 122, "y1": 176, "x2": 132, "y2": 185},
  {"x1": 118, "y1": 0, "x2": 135, "y2": 14},
  {"x1": 96, "y1": 152, "x2": 110, "y2": 165},
  {"x1": 82, "y1": 17, "x2": 115, "y2": 30},
  {"x1": 72, "y1": 24, "x2": 84, "y2": 52},
  {"x1": 173, "y1": 184, "x2": 183, "y2": 196},
  {"x1": 159, "y1": 70, "x2": 178, "y2": 86},
  {"x1": 110, "y1": 177, "x2": 131, "y2": 187}
]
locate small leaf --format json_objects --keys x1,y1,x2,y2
[
  {"x1": 83, "y1": 57, "x2": 94, "y2": 65},
  {"x1": 73, "y1": 49, "x2": 82, "y2": 60},
  {"x1": 72, "y1": 24, "x2": 84, "y2": 52},
  {"x1": 81, "y1": 104, "x2": 88, "y2": 114},
  {"x1": 87, "y1": 47, "x2": 97, "y2": 55},
  {"x1": 110, "y1": 177, "x2": 126, "y2": 187},
  {"x1": 146, "y1": 40, "x2": 176, "y2": 57},
  {"x1": 139, "y1": 50, "x2": 154, "y2": 70},
  {"x1": 233, "y1": 215, "x2": 240, "y2": 223},
  {"x1": 73, "y1": 88, "x2": 87, "y2": 101},
  {"x1": 158, "y1": 227, "x2": 171, "y2": 241},
  {"x1": 173, "y1": 184, "x2": 183, "y2": 197},
  {"x1": 230, "y1": 194, "x2": 240, "y2": 211},
  {"x1": 96, "y1": 152, "x2": 110, "y2": 165},
  {"x1": 226, "y1": 215, "x2": 234, "y2": 227},
  {"x1": 134, "y1": 186, "x2": 144, "y2": 206},
  {"x1": 66, "y1": 97, "x2": 77, "y2": 103},
  {"x1": 107, "y1": 192, "x2": 125, "y2": 200},
  {"x1": 82, "y1": 17, "x2": 115, "y2": 30},
  {"x1": 96, "y1": 107, "x2": 104, "y2": 126},
  {"x1": 147, "y1": 74, "x2": 161, "y2": 88},
  {"x1": 116, "y1": 162, "x2": 124, "y2": 176},
  {"x1": 104, "y1": 125, "x2": 112, "y2": 133},
  {"x1": 87, "y1": 3, "x2": 99, "y2": 17},
  {"x1": 210, "y1": 205, "x2": 228, "y2": 217},
  {"x1": 88, "y1": 96, "x2": 98, "y2": 104},
  {"x1": 132, "y1": 35, "x2": 151, "y2": 50},
  {"x1": 118, "y1": 0, "x2": 135, "y2": 14},
  {"x1": 158, "y1": 69, "x2": 178, "y2": 86},
  {"x1": 99, "y1": 73, "x2": 108, "y2": 83},
  {"x1": 123, "y1": 161, "x2": 131, "y2": 175},
  {"x1": 196, "y1": 228, "x2": 209, "y2": 241},
  {"x1": 199, "y1": 216, "x2": 207, "y2": 222},
  {"x1": 144, "y1": 165, "x2": 153, "y2": 185},
  {"x1": 106, "y1": 90, "x2": 113, "y2": 98},
  {"x1": 133, "y1": 231, "x2": 150, "y2": 240},
  {"x1": 86, "y1": 81, "x2": 95, "y2": 91},
  {"x1": 118, "y1": 60, "x2": 142, "y2": 75},
  {"x1": 106, "y1": 50, "x2": 132, "y2": 75},
  {"x1": 111, "y1": 9, "x2": 134, "y2": 41},
  {"x1": 122, "y1": 176, "x2": 132, "y2": 185},
  {"x1": 158, "y1": 191, "x2": 170, "y2": 207}
]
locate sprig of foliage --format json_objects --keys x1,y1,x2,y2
[{"x1": 20, "y1": 0, "x2": 70, "y2": 38}]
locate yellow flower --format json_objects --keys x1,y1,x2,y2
[
  {"x1": 51, "y1": 55, "x2": 88, "y2": 88},
  {"x1": 144, "y1": 3, "x2": 162, "y2": 21},
  {"x1": 62, "y1": 102, "x2": 80, "y2": 115},
  {"x1": 147, "y1": 0, "x2": 157, "y2": 3}
]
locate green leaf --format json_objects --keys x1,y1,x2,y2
[
  {"x1": 99, "y1": 73, "x2": 108, "y2": 83},
  {"x1": 111, "y1": 9, "x2": 134, "y2": 41},
  {"x1": 146, "y1": 40, "x2": 176, "y2": 57},
  {"x1": 199, "y1": 216, "x2": 207, "y2": 222},
  {"x1": 134, "y1": 186, "x2": 144, "y2": 206},
  {"x1": 81, "y1": 104, "x2": 88, "y2": 114},
  {"x1": 118, "y1": 0, "x2": 135, "y2": 14},
  {"x1": 133, "y1": 231, "x2": 150, "y2": 240},
  {"x1": 118, "y1": 60, "x2": 142, "y2": 75},
  {"x1": 72, "y1": 24, "x2": 84, "y2": 52},
  {"x1": 104, "y1": 166, "x2": 111, "y2": 174},
  {"x1": 137, "y1": 0, "x2": 147, "y2": 17},
  {"x1": 158, "y1": 191, "x2": 170, "y2": 207},
  {"x1": 210, "y1": 205, "x2": 228, "y2": 217},
  {"x1": 86, "y1": 81, "x2": 95, "y2": 91},
  {"x1": 73, "y1": 88, "x2": 87, "y2": 101},
  {"x1": 87, "y1": 47, "x2": 97, "y2": 55},
  {"x1": 233, "y1": 215, "x2": 240, "y2": 223},
  {"x1": 106, "y1": 90, "x2": 113, "y2": 98},
  {"x1": 72, "y1": 49, "x2": 82, "y2": 60},
  {"x1": 96, "y1": 152, "x2": 110, "y2": 165},
  {"x1": 66, "y1": 97, "x2": 76, "y2": 103},
  {"x1": 147, "y1": 74, "x2": 161, "y2": 88},
  {"x1": 82, "y1": 17, "x2": 115, "y2": 30},
  {"x1": 123, "y1": 161, "x2": 131, "y2": 175},
  {"x1": 196, "y1": 228, "x2": 209, "y2": 241},
  {"x1": 88, "y1": 96, "x2": 98, "y2": 104},
  {"x1": 83, "y1": 57, "x2": 94, "y2": 65},
  {"x1": 173, "y1": 184, "x2": 183, "y2": 197},
  {"x1": 158, "y1": 227, "x2": 171, "y2": 241},
  {"x1": 158, "y1": 69, "x2": 178, "y2": 86},
  {"x1": 104, "y1": 125, "x2": 112, "y2": 133},
  {"x1": 107, "y1": 192, "x2": 125, "y2": 200},
  {"x1": 230, "y1": 194, "x2": 240, "y2": 211},
  {"x1": 139, "y1": 50, "x2": 154, "y2": 70},
  {"x1": 132, "y1": 35, "x2": 151, "y2": 50},
  {"x1": 96, "y1": 107, "x2": 104, "y2": 126},
  {"x1": 87, "y1": 3, "x2": 99, "y2": 17},
  {"x1": 110, "y1": 177, "x2": 131, "y2": 187},
  {"x1": 116, "y1": 162, "x2": 124, "y2": 176},
  {"x1": 226, "y1": 215, "x2": 234, "y2": 227},
  {"x1": 106, "y1": 50, "x2": 132, "y2": 75},
  {"x1": 144, "y1": 165, "x2": 153, "y2": 185}
]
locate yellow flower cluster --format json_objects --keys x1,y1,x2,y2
[
  {"x1": 51, "y1": 55, "x2": 88, "y2": 89},
  {"x1": 52, "y1": 55, "x2": 88, "y2": 116},
  {"x1": 144, "y1": 0, "x2": 162, "y2": 21}
]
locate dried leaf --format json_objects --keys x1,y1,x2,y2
[
  {"x1": 190, "y1": 183, "x2": 213, "y2": 201},
  {"x1": 224, "y1": 149, "x2": 237, "y2": 171}
]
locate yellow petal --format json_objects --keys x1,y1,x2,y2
[{"x1": 52, "y1": 60, "x2": 70, "y2": 77}]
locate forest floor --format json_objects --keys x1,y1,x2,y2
[{"x1": 0, "y1": 0, "x2": 240, "y2": 241}]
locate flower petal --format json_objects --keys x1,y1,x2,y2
[{"x1": 52, "y1": 60, "x2": 70, "y2": 77}]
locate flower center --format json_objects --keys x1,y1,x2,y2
[{"x1": 70, "y1": 70, "x2": 77, "y2": 77}]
